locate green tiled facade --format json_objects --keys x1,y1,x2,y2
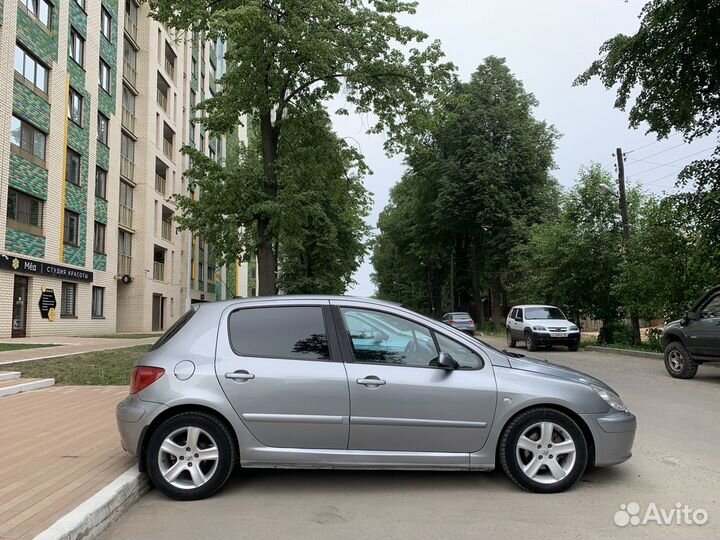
[
  {"x1": 95, "y1": 198, "x2": 108, "y2": 224},
  {"x1": 8, "y1": 154, "x2": 48, "y2": 200},
  {"x1": 93, "y1": 253, "x2": 107, "y2": 271},
  {"x1": 13, "y1": 80, "x2": 51, "y2": 131},
  {"x1": 96, "y1": 142, "x2": 109, "y2": 170},
  {"x1": 16, "y1": 8, "x2": 59, "y2": 66},
  {"x1": 6, "y1": 229, "x2": 46, "y2": 259},
  {"x1": 98, "y1": 0, "x2": 119, "y2": 117}
]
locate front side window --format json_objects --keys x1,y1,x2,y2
[
  {"x1": 92, "y1": 286, "x2": 105, "y2": 318},
  {"x1": 94, "y1": 221, "x2": 106, "y2": 254},
  {"x1": 101, "y1": 7, "x2": 112, "y2": 40},
  {"x1": 68, "y1": 88, "x2": 83, "y2": 126},
  {"x1": 70, "y1": 29, "x2": 85, "y2": 66},
  {"x1": 701, "y1": 295, "x2": 720, "y2": 319},
  {"x1": 97, "y1": 113, "x2": 109, "y2": 145},
  {"x1": 61, "y1": 282, "x2": 77, "y2": 317},
  {"x1": 7, "y1": 189, "x2": 43, "y2": 232},
  {"x1": 435, "y1": 333, "x2": 481, "y2": 369},
  {"x1": 64, "y1": 209, "x2": 79, "y2": 246},
  {"x1": 228, "y1": 307, "x2": 329, "y2": 360},
  {"x1": 99, "y1": 60, "x2": 111, "y2": 93},
  {"x1": 66, "y1": 148, "x2": 81, "y2": 185},
  {"x1": 11, "y1": 115, "x2": 46, "y2": 161},
  {"x1": 15, "y1": 45, "x2": 49, "y2": 93},
  {"x1": 96, "y1": 167, "x2": 107, "y2": 199},
  {"x1": 341, "y1": 308, "x2": 437, "y2": 367}
]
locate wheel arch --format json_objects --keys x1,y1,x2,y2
[
  {"x1": 661, "y1": 329, "x2": 686, "y2": 349},
  {"x1": 137, "y1": 404, "x2": 239, "y2": 472},
  {"x1": 496, "y1": 403, "x2": 596, "y2": 468}
]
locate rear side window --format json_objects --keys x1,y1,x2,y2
[
  {"x1": 228, "y1": 306, "x2": 329, "y2": 360},
  {"x1": 150, "y1": 308, "x2": 195, "y2": 351}
]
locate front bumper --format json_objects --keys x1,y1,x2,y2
[
  {"x1": 581, "y1": 410, "x2": 637, "y2": 466},
  {"x1": 531, "y1": 331, "x2": 580, "y2": 346},
  {"x1": 116, "y1": 394, "x2": 167, "y2": 456}
]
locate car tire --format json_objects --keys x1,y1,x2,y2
[
  {"x1": 568, "y1": 344, "x2": 579, "y2": 352},
  {"x1": 146, "y1": 412, "x2": 236, "y2": 501},
  {"x1": 506, "y1": 330, "x2": 516, "y2": 348},
  {"x1": 499, "y1": 408, "x2": 588, "y2": 494},
  {"x1": 525, "y1": 331, "x2": 538, "y2": 352},
  {"x1": 664, "y1": 342, "x2": 698, "y2": 379}
]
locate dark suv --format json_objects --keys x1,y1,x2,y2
[{"x1": 662, "y1": 286, "x2": 720, "y2": 378}]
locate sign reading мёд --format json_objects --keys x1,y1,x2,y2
[{"x1": 0, "y1": 254, "x2": 93, "y2": 283}]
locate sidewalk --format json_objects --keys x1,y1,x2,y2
[
  {"x1": 0, "y1": 337, "x2": 158, "y2": 366},
  {"x1": 0, "y1": 386, "x2": 136, "y2": 539}
]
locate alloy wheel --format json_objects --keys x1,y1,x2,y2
[
  {"x1": 668, "y1": 350, "x2": 683, "y2": 372},
  {"x1": 515, "y1": 421, "x2": 577, "y2": 484},
  {"x1": 158, "y1": 426, "x2": 220, "y2": 489}
]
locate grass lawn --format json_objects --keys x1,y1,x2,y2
[
  {"x1": 585, "y1": 342, "x2": 662, "y2": 353},
  {"x1": 0, "y1": 343, "x2": 58, "y2": 352},
  {"x1": 87, "y1": 333, "x2": 160, "y2": 339},
  {"x1": 3, "y1": 345, "x2": 152, "y2": 385}
]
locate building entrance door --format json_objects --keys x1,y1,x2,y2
[
  {"x1": 152, "y1": 294, "x2": 164, "y2": 332},
  {"x1": 12, "y1": 276, "x2": 29, "y2": 338}
]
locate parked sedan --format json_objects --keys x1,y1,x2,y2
[
  {"x1": 116, "y1": 296, "x2": 636, "y2": 500},
  {"x1": 442, "y1": 312, "x2": 476, "y2": 335}
]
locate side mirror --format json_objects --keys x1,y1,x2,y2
[
  {"x1": 682, "y1": 311, "x2": 697, "y2": 326},
  {"x1": 515, "y1": 316, "x2": 522, "y2": 322},
  {"x1": 437, "y1": 352, "x2": 459, "y2": 371},
  {"x1": 373, "y1": 330, "x2": 389, "y2": 342}
]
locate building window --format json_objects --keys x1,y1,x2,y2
[
  {"x1": 118, "y1": 229, "x2": 132, "y2": 256},
  {"x1": 7, "y1": 189, "x2": 43, "y2": 235},
  {"x1": 97, "y1": 113, "x2": 109, "y2": 145},
  {"x1": 75, "y1": 0, "x2": 86, "y2": 10},
  {"x1": 64, "y1": 210, "x2": 80, "y2": 246},
  {"x1": 92, "y1": 287, "x2": 105, "y2": 318},
  {"x1": 94, "y1": 221, "x2": 106, "y2": 254},
  {"x1": 19, "y1": 0, "x2": 52, "y2": 29},
  {"x1": 66, "y1": 148, "x2": 81, "y2": 185},
  {"x1": 15, "y1": 45, "x2": 49, "y2": 94},
  {"x1": 96, "y1": 167, "x2": 107, "y2": 199},
  {"x1": 101, "y1": 7, "x2": 112, "y2": 41},
  {"x1": 99, "y1": 60, "x2": 111, "y2": 93},
  {"x1": 61, "y1": 282, "x2": 77, "y2": 317},
  {"x1": 10, "y1": 115, "x2": 46, "y2": 161},
  {"x1": 68, "y1": 87, "x2": 83, "y2": 126},
  {"x1": 191, "y1": 57, "x2": 197, "y2": 78},
  {"x1": 70, "y1": 28, "x2": 85, "y2": 67},
  {"x1": 119, "y1": 180, "x2": 134, "y2": 209}
]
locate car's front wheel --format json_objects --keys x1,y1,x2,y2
[
  {"x1": 525, "y1": 331, "x2": 538, "y2": 352},
  {"x1": 506, "y1": 330, "x2": 516, "y2": 348},
  {"x1": 146, "y1": 412, "x2": 236, "y2": 500},
  {"x1": 499, "y1": 408, "x2": 588, "y2": 493},
  {"x1": 664, "y1": 342, "x2": 698, "y2": 379}
]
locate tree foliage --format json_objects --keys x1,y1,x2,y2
[
  {"x1": 149, "y1": 0, "x2": 454, "y2": 293},
  {"x1": 575, "y1": 0, "x2": 720, "y2": 193}
]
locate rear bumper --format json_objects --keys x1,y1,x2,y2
[
  {"x1": 116, "y1": 394, "x2": 167, "y2": 457},
  {"x1": 581, "y1": 411, "x2": 637, "y2": 466}
]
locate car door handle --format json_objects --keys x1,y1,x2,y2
[
  {"x1": 225, "y1": 370, "x2": 255, "y2": 382},
  {"x1": 356, "y1": 377, "x2": 386, "y2": 387}
]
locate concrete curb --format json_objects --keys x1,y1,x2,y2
[
  {"x1": 0, "y1": 378, "x2": 55, "y2": 397},
  {"x1": 33, "y1": 465, "x2": 150, "y2": 540},
  {"x1": 585, "y1": 346, "x2": 663, "y2": 360}
]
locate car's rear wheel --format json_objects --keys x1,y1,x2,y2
[
  {"x1": 664, "y1": 342, "x2": 698, "y2": 379},
  {"x1": 146, "y1": 412, "x2": 236, "y2": 500},
  {"x1": 506, "y1": 331, "x2": 516, "y2": 348},
  {"x1": 525, "y1": 331, "x2": 538, "y2": 352},
  {"x1": 499, "y1": 408, "x2": 588, "y2": 493}
]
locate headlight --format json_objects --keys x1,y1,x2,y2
[
  {"x1": 591, "y1": 384, "x2": 627, "y2": 412},
  {"x1": 533, "y1": 325, "x2": 547, "y2": 332},
  {"x1": 569, "y1": 325, "x2": 579, "y2": 332}
]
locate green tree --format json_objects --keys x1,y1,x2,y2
[
  {"x1": 149, "y1": 0, "x2": 454, "y2": 294},
  {"x1": 174, "y1": 108, "x2": 371, "y2": 295},
  {"x1": 575, "y1": 0, "x2": 720, "y2": 193}
]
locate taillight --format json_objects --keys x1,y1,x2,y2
[
  {"x1": 469, "y1": 320, "x2": 475, "y2": 325},
  {"x1": 449, "y1": 320, "x2": 457, "y2": 325},
  {"x1": 130, "y1": 366, "x2": 165, "y2": 394}
]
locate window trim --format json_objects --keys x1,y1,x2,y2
[
  {"x1": 19, "y1": 0, "x2": 53, "y2": 30},
  {"x1": 92, "y1": 286, "x2": 105, "y2": 319},
  {"x1": 68, "y1": 87, "x2": 84, "y2": 127},
  {"x1": 99, "y1": 59, "x2": 112, "y2": 94},
  {"x1": 225, "y1": 304, "x2": 340, "y2": 363},
  {"x1": 10, "y1": 114, "x2": 47, "y2": 163},
  {"x1": 333, "y1": 305, "x2": 485, "y2": 371},
  {"x1": 95, "y1": 166, "x2": 108, "y2": 200},
  {"x1": 15, "y1": 44, "x2": 50, "y2": 95},
  {"x1": 7, "y1": 188, "x2": 44, "y2": 236},
  {"x1": 69, "y1": 27, "x2": 85, "y2": 67},
  {"x1": 97, "y1": 112, "x2": 109, "y2": 146},
  {"x1": 63, "y1": 209, "x2": 80, "y2": 247},
  {"x1": 100, "y1": 6, "x2": 113, "y2": 41},
  {"x1": 60, "y1": 281, "x2": 77, "y2": 318}
]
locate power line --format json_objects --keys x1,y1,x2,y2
[
  {"x1": 630, "y1": 141, "x2": 688, "y2": 161},
  {"x1": 624, "y1": 132, "x2": 680, "y2": 155},
  {"x1": 628, "y1": 147, "x2": 716, "y2": 177}
]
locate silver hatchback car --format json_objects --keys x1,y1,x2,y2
[{"x1": 116, "y1": 296, "x2": 636, "y2": 500}]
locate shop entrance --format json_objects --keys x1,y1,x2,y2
[{"x1": 12, "y1": 276, "x2": 29, "y2": 338}]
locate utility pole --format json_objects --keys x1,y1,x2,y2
[{"x1": 616, "y1": 148, "x2": 641, "y2": 345}]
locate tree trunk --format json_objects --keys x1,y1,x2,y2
[
  {"x1": 257, "y1": 111, "x2": 279, "y2": 296},
  {"x1": 469, "y1": 239, "x2": 485, "y2": 328},
  {"x1": 490, "y1": 275, "x2": 504, "y2": 328}
]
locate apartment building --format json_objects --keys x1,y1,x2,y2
[{"x1": 0, "y1": 0, "x2": 249, "y2": 338}]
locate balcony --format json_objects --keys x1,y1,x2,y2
[
  {"x1": 164, "y1": 58, "x2": 175, "y2": 81},
  {"x1": 155, "y1": 174, "x2": 166, "y2": 195},
  {"x1": 124, "y1": 13, "x2": 138, "y2": 42},
  {"x1": 161, "y1": 220, "x2": 172, "y2": 241},
  {"x1": 153, "y1": 261, "x2": 165, "y2": 281},
  {"x1": 119, "y1": 204, "x2": 133, "y2": 229},
  {"x1": 121, "y1": 106, "x2": 136, "y2": 133},
  {"x1": 157, "y1": 89, "x2": 168, "y2": 112},
  {"x1": 123, "y1": 60, "x2": 137, "y2": 88},
  {"x1": 120, "y1": 156, "x2": 135, "y2": 181},
  {"x1": 162, "y1": 139, "x2": 173, "y2": 159},
  {"x1": 118, "y1": 254, "x2": 132, "y2": 276}
]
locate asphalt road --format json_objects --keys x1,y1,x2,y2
[{"x1": 101, "y1": 338, "x2": 719, "y2": 540}]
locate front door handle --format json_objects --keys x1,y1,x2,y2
[
  {"x1": 225, "y1": 370, "x2": 255, "y2": 382},
  {"x1": 356, "y1": 376, "x2": 386, "y2": 387}
]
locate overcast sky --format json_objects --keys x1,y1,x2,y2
[{"x1": 332, "y1": 0, "x2": 708, "y2": 298}]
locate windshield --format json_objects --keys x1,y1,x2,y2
[{"x1": 525, "y1": 307, "x2": 566, "y2": 320}]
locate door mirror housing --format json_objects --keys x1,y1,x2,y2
[
  {"x1": 682, "y1": 311, "x2": 698, "y2": 325},
  {"x1": 373, "y1": 330, "x2": 389, "y2": 342},
  {"x1": 437, "y1": 352, "x2": 459, "y2": 371},
  {"x1": 515, "y1": 316, "x2": 523, "y2": 322}
]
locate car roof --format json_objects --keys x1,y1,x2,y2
[
  {"x1": 510, "y1": 305, "x2": 560, "y2": 309},
  {"x1": 192, "y1": 295, "x2": 403, "y2": 316}
]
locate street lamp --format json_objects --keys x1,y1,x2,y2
[{"x1": 600, "y1": 184, "x2": 619, "y2": 198}]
